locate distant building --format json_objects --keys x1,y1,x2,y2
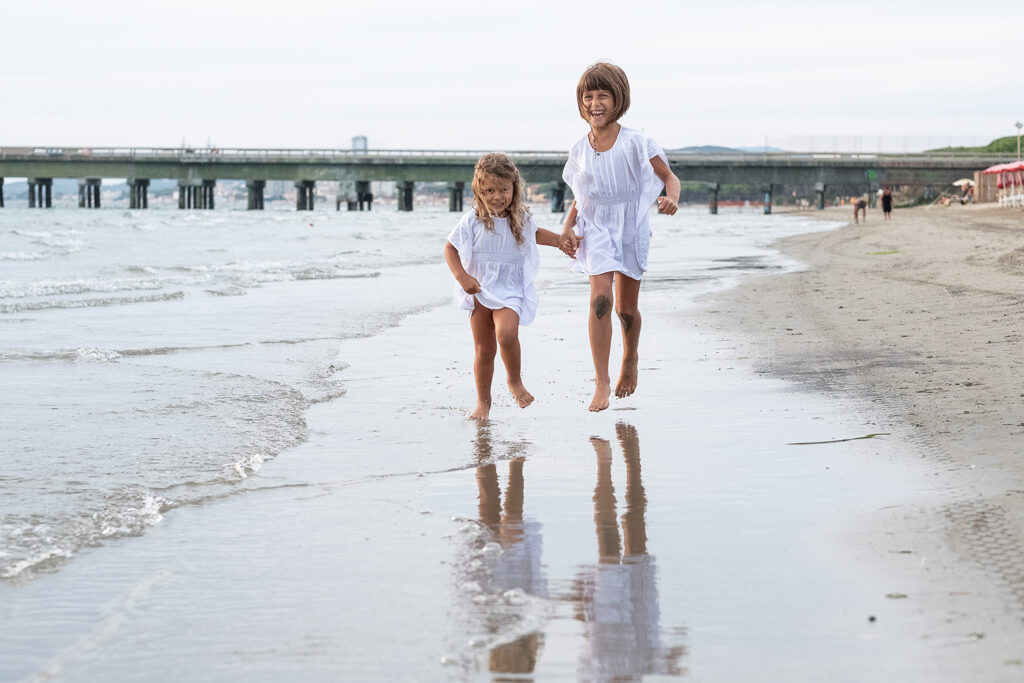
[{"x1": 352, "y1": 136, "x2": 368, "y2": 152}]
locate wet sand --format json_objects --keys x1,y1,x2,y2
[{"x1": 705, "y1": 203, "x2": 1024, "y2": 673}]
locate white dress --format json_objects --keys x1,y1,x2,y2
[
  {"x1": 447, "y1": 210, "x2": 540, "y2": 325},
  {"x1": 562, "y1": 126, "x2": 668, "y2": 280}
]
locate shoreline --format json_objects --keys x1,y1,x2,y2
[{"x1": 704, "y1": 203, "x2": 1024, "y2": 625}]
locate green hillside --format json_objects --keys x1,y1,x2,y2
[{"x1": 928, "y1": 136, "x2": 1020, "y2": 154}]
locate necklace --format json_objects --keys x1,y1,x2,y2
[{"x1": 588, "y1": 132, "x2": 600, "y2": 159}]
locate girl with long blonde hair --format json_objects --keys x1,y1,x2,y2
[{"x1": 444, "y1": 153, "x2": 567, "y2": 419}]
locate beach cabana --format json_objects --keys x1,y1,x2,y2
[{"x1": 982, "y1": 161, "x2": 1024, "y2": 207}]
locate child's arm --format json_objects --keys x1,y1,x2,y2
[
  {"x1": 559, "y1": 201, "x2": 582, "y2": 257},
  {"x1": 536, "y1": 227, "x2": 566, "y2": 251},
  {"x1": 651, "y1": 156, "x2": 681, "y2": 215},
  {"x1": 443, "y1": 242, "x2": 481, "y2": 294}
]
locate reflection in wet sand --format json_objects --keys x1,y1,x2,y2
[
  {"x1": 455, "y1": 422, "x2": 685, "y2": 679},
  {"x1": 472, "y1": 422, "x2": 547, "y2": 678},
  {"x1": 573, "y1": 423, "x2": 687, "y2": 680}
]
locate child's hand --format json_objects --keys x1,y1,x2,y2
[
  {"x1": 458, "y1": 274, "x2": 481, "y2": 294},
  {"x1": 657, "y1": 196, "x2": 678, "y2": 215},
  {"x1": 560, "y1": 232, "x2": 582, "y2": 258}
]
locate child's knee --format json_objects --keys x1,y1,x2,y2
[
  {"x1": 495, "y1": 327, "x2": 519, "y2": 349},
  {"x1": 475, "y1": 339, "x2": 498, "y2": 358},
  {"x1": 591, "y1": 294, "x2": 612, "y2": 319},
  {"x1": 616, "y1": 309, "x2": 639, "y2": 331}
]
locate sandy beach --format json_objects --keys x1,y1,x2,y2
[{"x1": 706, "y1": 203, "x2": 1024, "y2": 663}]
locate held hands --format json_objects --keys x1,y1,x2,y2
[
  {"x1": 559, "y1": 231, "x2": 582, "y2": 259},
  {"x1": 657, "y1": 196, "x2": 679, "y2": 215},
  {"x1": 458, "y1": 274, "x2": 481, "y2": 295}
]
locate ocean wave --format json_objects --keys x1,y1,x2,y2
[
  {"x1": 0, "y1": 278, "x2": 168, "y2": 299},
  {"x1": 0, "y1": 291, "x2": 185, "y2": 313},
  {"x1": 0, "y1": 251, "x2": 49, "y2": 261},
  {"x1": 205, "y1": 285, "x2": 248, "y2": 296},
  {"x1": 0, "y1": 491, "x2": 168, "y2": 581}
]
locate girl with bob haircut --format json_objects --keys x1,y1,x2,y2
[
  {"x1": 444, "y1": 152, "x2": 566, "y2": 420},
  {"x1": 560, "y1": 61, "x2": 681, "y2": 412}
]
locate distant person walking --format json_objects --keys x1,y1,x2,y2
[
  {"x1": 881, "y1": 187, "x2": 893, "y2": 220},
  {"x1": 559, "y1": 61, "x2": 681, "y2": 412}
]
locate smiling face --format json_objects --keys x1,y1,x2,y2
[
  {"x1": 582, "y1": 89, "x2": 615, "y2": 129},
  {"x1": 575, "y1": 62, "x2": 630, "y2": 126},
  {"x1": 477, "y1": 174, "x2": 514, "y2": 217}
]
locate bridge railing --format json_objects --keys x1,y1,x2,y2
[
  {"x1": 0, "y1": 146, "x2": 568, "y2": 162},
  {"x1": 0, "y1": 146, "x2": 1013, "y2": 167}
]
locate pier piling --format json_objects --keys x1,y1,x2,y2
[
  {"x1": 398, "y1": 181, "x2": 414, "y2": 212},
  {"x1": 79, "y1": 178, "x2": 102, "y2": 208},
  {"x1": 762, "y1": 183, "x2": 774, "y2": 215},
  {"x1": 28, "y1": 178, "x2": 53, "y2": 208},
  {"x1": 129, "y1": 179, "x2": 150, "y2": 209},
  {"x1": 357, "y1": 180, "x2": 372, "y2": 210},
  {"x1": 448, "y1": 181, "x2": 464, "y2": 212},
  {"x1": 550, "y1": 181, "x2": 566, "y2": 213},
  {"x1": 708, "y1": 182, "x2": 720, "y2": 214},
  {"x1": 178, "y1": 180, "x2": 215, "y2": 209},
  {"x1": 814, "y1": 182, "x2": 826, "y2": 210},
  {"x1": 247, "y1": 180, "x2": 265, "y2": 210},
  {"x1": 0, "y1": 178, "x2": 4, "y2": 208},
  {"x1": 295, "y1": 180, "x2": 315, "y2": 211}
]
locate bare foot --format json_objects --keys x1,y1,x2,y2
[
  {"x1": 589, "y1": 380, "x2": 611, "y2": 412},
  {"x1": 469, "y1": 400, "x2": 491, "y2": 420},
  {"x1": 615, "y1": 356, "x2": 638, "y2": 398},
  {"x1": 508, "y1": 381, "x2": 534, "y2": 409}
]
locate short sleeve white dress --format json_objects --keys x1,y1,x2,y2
[
  {"x1": 561, "y1": 126, "x2": 667, "y2": 280},
  {"x1": 447, "y1": 209, "x2": 541, "y2": 325}
]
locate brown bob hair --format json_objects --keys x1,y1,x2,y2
[{"x1": 575, "y1": 61, "x2": 631, "y2": 124}]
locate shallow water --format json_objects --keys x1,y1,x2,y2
[{"x1": 2, "y1": 204, "x2": 965, "y2": 681}]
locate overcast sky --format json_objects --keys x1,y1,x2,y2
[{"x1": 2, "y1": 0, "x2": 1020, "y2": 152}]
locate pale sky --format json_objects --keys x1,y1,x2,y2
[{"x1": 2, "y1": 0, "x2": 1020, "y2": 152}]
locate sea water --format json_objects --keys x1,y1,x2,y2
[{"x1": 1, "y1": 204, "x2": 824, "y2": 585}]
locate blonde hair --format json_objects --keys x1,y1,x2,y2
[
  {"x1": 471, "y1": 153, "x2": 528, "y2": 245},
  {"x1": 576, "y1": 61, "x2": 631, "y2": 124}
]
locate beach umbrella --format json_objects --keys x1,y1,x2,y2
[{"x1": 952, "y1": 178, "x2": 975, "y2": 187}]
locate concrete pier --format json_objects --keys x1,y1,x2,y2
[
  {"x1": 296, "y1": 180, "x2": 315, "y2": 211},
  {"x1": 247, "y1": 180, "x2": 265, "y2": 210},
  {"x1": 357, "y1": 180, "x2": 371, "y2": 210},
  {"x1": 550, "y1": 181, "x2": 566, "y2": 212},
  {"x1": 129, "y1": 179, "x2": 150, "y2": 209},
  {"x1": 0, "y1": 146, "x2": 1003, "y2": 214},
  {"x1": 397, "y1": 181, "x2": 414, "y2": 212},
  {"x1": 178, "y1": 180, "x2": 215, "y2": 209},
  {"x1": 814, "y1": 182, "x2": 826, "y2": 210},
  {"x1": 78, "y1": 178, "x2": 102, "y2": 208},
  {"x1": 28, "y1": 178, "x2": 53, "y2": 208},
  {"x1": 708, "y1": 182, "x2": 719, "y2": 214},
  {"x1": 448, "y1": 181, "x2": 464, "y2": 212},
  {"x1": 762, "y1": 183, "x2": 774, "y2": 215},
  {"x1": 357, "y1": 180, "x2": 372, "y2": 210}
]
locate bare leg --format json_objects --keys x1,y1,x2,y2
[
  {"x1": 614, "y1": 275, "x2": 642, "y2": 398},
  {"x1": 588, "y1": 273, "x2": 614, "y2": 412},
  {"x1": 493, "y1": 307, "x2": 534, "y2": 408},
  {"x1": 469, "y1": 301, "x2": 497, "y2": 419}
]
